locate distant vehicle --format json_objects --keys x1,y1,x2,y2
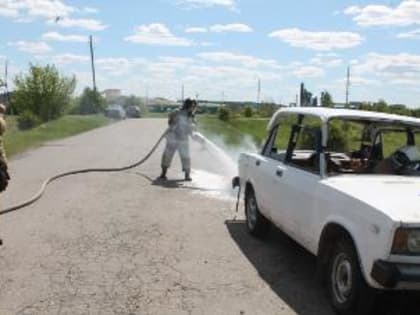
[
  {"x1": 105, "y1": 104, "x2": 126, "y2": 119},
  {"x1": 235, "y1": 107, "x2": 420, "y2": 315},
  {"x1": 126, "y1": 106, "x2": 141, "y2": 118}
]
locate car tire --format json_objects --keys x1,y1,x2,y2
[
  {"x1": 327, "y1": 237, "x2": 376, "y2": 315},
  {"x1": 245, "y1": 188, "x2": 270, "y2": 238}
]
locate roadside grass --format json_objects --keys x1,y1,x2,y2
[{"x1": 4, "y1": 115, "x2": 113, "y2": 157}]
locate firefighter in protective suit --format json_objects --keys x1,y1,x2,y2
[
  {"x1": 0, "y1": 103, "x2": 9, "y2": 194},
  {"x1": 160, "y1": 99, "x2": 197, "y2": 181},
  {"x1": 0, "y1": 104, "x2": 8, "y2": 246}
]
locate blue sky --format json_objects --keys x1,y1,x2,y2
[{"x1": 1, "y1": 0, "x2": 420, "y2": 106}]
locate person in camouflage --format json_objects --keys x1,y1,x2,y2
[
  {"x1": 160, "y1": 99, "x2": 197, "y2": 181},
  {"x1": 0, "y1": 103, "x2": 9, "y2": 193}
]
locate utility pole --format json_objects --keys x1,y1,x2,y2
[
  {"x1": 257, "y1": 78, "x2": 261, "y2": 105},
  {"x1": 181, "y1": 83, "x2": 184, "y2": 103},
  {"x1": 145, "y1": 84, "x2": 149, "y2": 108},
  {"x1": 345, "y1": 65, "x2": 350, "y2": 108},
  {"x1": 89, "y1": 35, "x2": 97, "y2": 92}
]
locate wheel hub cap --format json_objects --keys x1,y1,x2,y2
[
  {"x1": 332, "y1": 253, "x2": 353, "y2": 304},
  {"x1": 246, "y1": 197, "x2": 257, "y2": 229}
]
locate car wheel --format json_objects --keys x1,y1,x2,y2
[
  {"x1": 327, "y1": 237, "x2": 376, "y2": 315},
  {"x1": 245, "y1": 188, "x2": 270, "y2": 238}
]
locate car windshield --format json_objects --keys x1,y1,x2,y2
[{"x1": 326, "y1": 118, "x2": 420, "y2": 176}]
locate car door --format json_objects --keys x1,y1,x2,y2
[
  {"x1": 254, "y1": 113, "x2": 297, "y2": 227},
  {"x1": 266, "y1": 115, "x2": 322, "y2": 251}
]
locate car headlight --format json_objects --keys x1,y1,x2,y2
[{"x1": 392, "y1": 228, "x2": 420, "y2": 255}]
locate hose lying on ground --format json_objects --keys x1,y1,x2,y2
[{"x1": 0, "y1": 129, "x2": 169, "y2": 216}]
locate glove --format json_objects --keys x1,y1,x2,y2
[{"x1": 0, "y1": 158, "x2": 10, "y2": 193}]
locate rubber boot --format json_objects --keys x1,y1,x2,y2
[
  {"x1": 184, "y1": 171, "x2": 192, "y2": 182},
  {"x1": 159, "y1": 167, "x2": 168, "y2": 180}
]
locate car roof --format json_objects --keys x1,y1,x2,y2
[{"x1": 268, "y1": 107, "x2": 420, "y2": 131}]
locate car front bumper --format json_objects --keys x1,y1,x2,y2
[{"x1": 371, "y1": 260, "x2": 420, "y2": 288}]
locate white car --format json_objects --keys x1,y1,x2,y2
[{"x1": 235, "y1": 107, "x2": 420, "y2": 315}]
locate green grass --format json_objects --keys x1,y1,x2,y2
[{"x1": 4, "y1": 115, "x2": 113, "y2": 157}]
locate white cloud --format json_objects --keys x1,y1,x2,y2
[
  {"x1": 269, "y1": 28, "x2": 363, "y2": 51},
  {"x1": 0, "y1": 0, "x2": 74, "y2": 19},
  {"x1": 42, "y1": 31, "x2": 87, "y2": 42},
  {"x1": 197, "y1": 51, "x2": 279, "y2": 68},
  {"x1": 82, "y1": 7, "x2": 98, "y2": 14},
  {"x1": 9, "y1": 41, "x2": 52, "y2": 54},
  {"x1": 185, "y1": 27, "x2": 207, "y2": 33},
  {"x1": 177, "y1": 0, "x2": 236, "y2": 9},
  {"x1": 124, "y1": 23, "x2": 194, "y2": 46},
  {"x1": 292, "y1": 66, "x2": 325, "y2": 78},
  {"x1": 0, "y1": 1, "x2": 106, "y2": 31},
  {"x1": 209, "y1": 23, "x2": 253, "y2": 33},
  {"x1": 398, "y1": 29, "x2": 420, "y2": 39},
  {"x1": 354, "y1": 53, "x2": 420, "y2": 85},
  {"x1": 310, "y1": 53, "x2": 343, "y2": 67},
  {"x1": 344, "y1": 1, "x2": 420, "y2": 27},
  {"x1": 51, "y1": 17, "x2": 107, "y2": 31},
  {"x1": 0, "y1": 6, "x2": 19, "y2": 17},
  {"x1": 52, "y1": 54, "x2": 89, "y2": 65}
]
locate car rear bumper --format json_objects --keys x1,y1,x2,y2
[{"x1": 371, "y1": 260, "x2": 420, "y2": 288}]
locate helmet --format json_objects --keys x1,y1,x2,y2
[
  {"x1": 390, "y1": 145, "x2": 420, "y2": 173},
  {"x1": 183, "y1": 98, "x2": 194, "y2": 111}
]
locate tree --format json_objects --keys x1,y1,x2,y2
[
  {"x1": 243, "y1": 106, "x2": 253, "y2": 118},
  {"x1": 77, "y1": 87, "x2": 106, "y2": 114},
  {"x1": 372, "y1": 99, "x2": 388, "y2": 113},
  {"x1": 218, "y1": 107, "x2": 230, "y2": 121},
  {"x1": 321, "y1": 91, "x2": 334, "y2": 108},
  {"x1": 12, "y1": 64, "x2": 76, "y2": 122}
]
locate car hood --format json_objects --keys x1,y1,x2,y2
[{"x1": 323, "y1": 175, "x2": 420, "y2": 223}]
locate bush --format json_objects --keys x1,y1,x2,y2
[
  {"x1": 17, "y1": 110, "x2": 41, "y2": 130},
  {"x1": 75, "y1": 87, "x2": 106, "y2": 114},
  {"x1": 243, "y1": 106, "x2": 253, "y2": 118},
  {"x1": 218, "y1": 107, "x2": 230, "y2": 121},
  {"x1": 12, "y1": 64, "x2": 76, "y2": 122}
]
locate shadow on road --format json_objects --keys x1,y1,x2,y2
[
  {"x1": 225, "y1": 219, "x2": 334, "y2": 315},
  {"x1": 225, "y1": 220, "x2": 420, "y2": 315}
]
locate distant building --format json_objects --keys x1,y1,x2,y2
[{"x1": 102, "y1": 89, "x2": 122, "y2": 101}]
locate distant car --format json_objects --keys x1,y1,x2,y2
[
  {"x1": 236, "y1": 107, "x2": 420, "y2": 315},
  {"x1": 126, "y1": 106, "x2": 141, "y2": 118},
  {"x1": 105, "y1": 104, "x2": 126, "y2": 119}
]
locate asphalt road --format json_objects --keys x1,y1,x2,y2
[{"x1": 0, "y1": 119, "x2": 415, "y2": 315}]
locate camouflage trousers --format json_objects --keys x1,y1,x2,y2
[{"x1": 161, "y1": 133, "x2": 191, "y2": 172}]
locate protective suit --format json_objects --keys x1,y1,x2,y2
[
  {"x1": 0, "y1": 104, "x2": 9, "y2": 193},
  {"x1": 160, "y1": 99, "x2": 196, "y2": 181}
]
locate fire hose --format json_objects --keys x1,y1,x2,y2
[{"x1": 0, "y1": 129, "x2": 169, "y2": 216}]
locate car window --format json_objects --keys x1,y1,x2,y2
[
  {"x1": 286, "y1": 115, "x2": 322, "y2": 174},
  {"x1": 263, "y1": 113, "x2": 298, "y2": 161},
  {"x1": 382, "y1": 131, "x2": 408, "y2": 157}
]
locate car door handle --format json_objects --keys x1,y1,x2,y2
[
  {"x1": 256, "y1": 160, "x2": 261, "y2": 166},
  {"x1": 276, "y1": 169, "x2": 283, "y2": 177}
]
